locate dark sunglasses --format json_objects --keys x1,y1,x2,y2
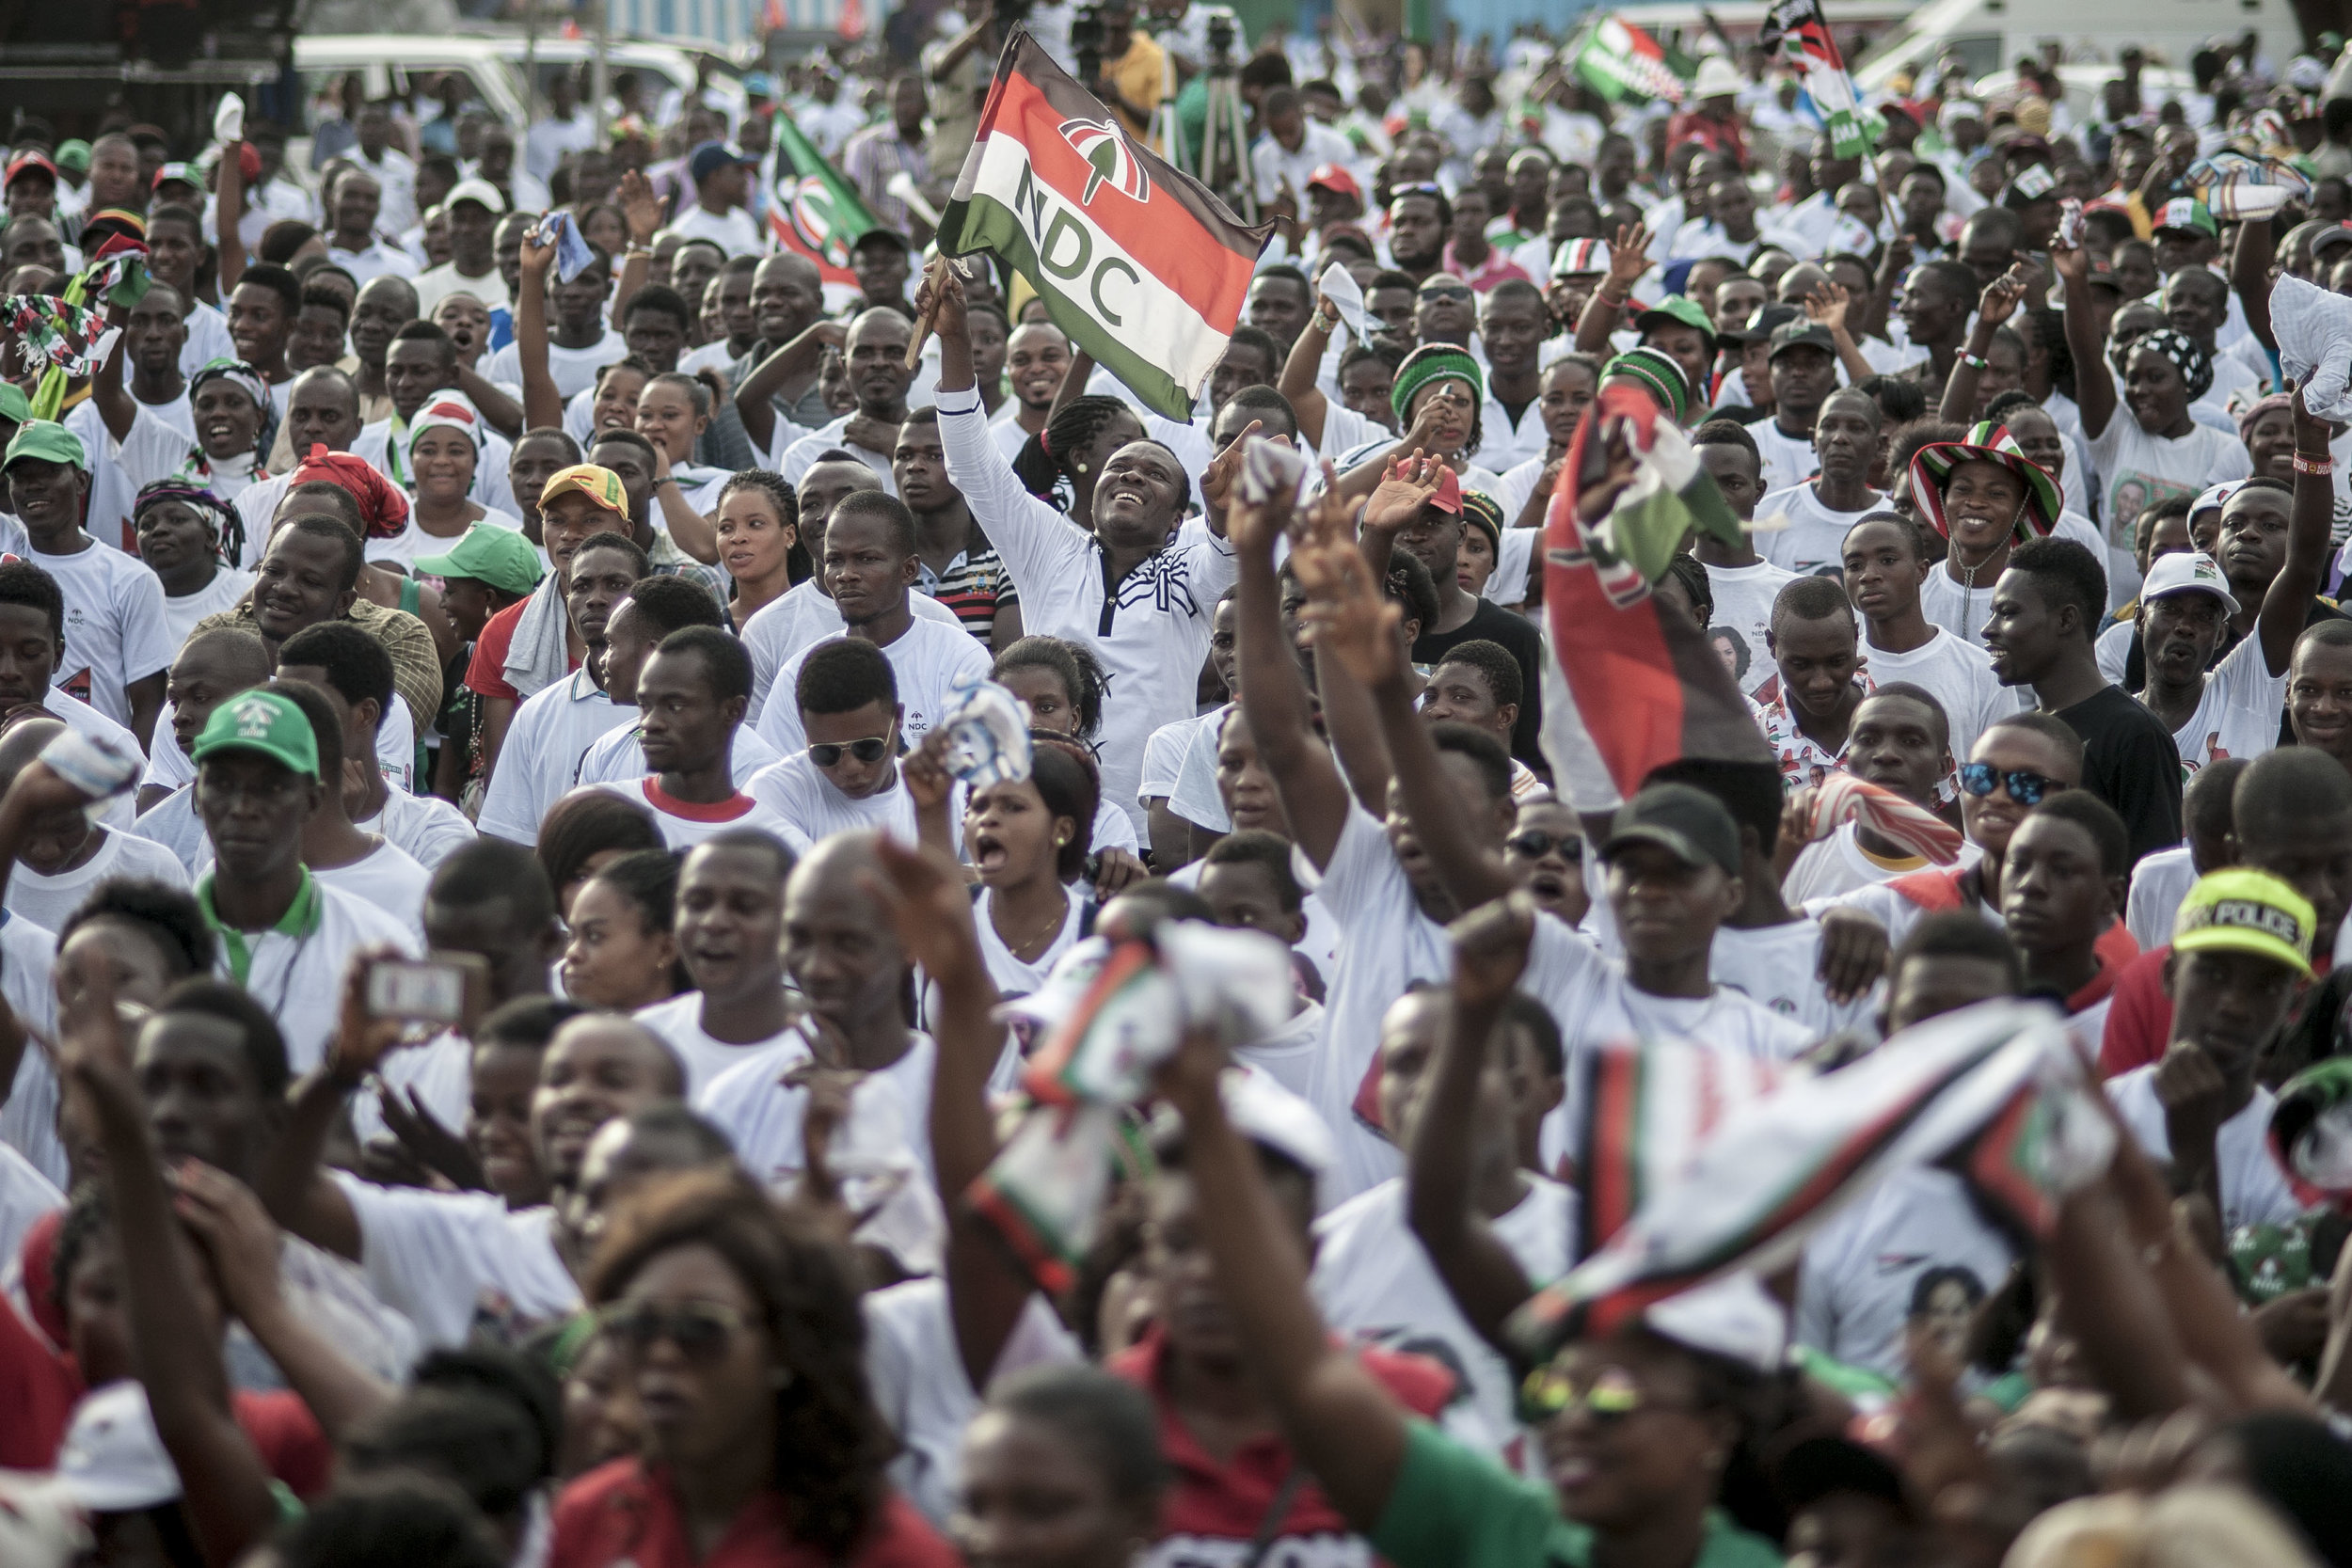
[
  {"x1": 1418, "y1": 284, "x2": 1473, "y2": 301},
  {"x1": 597, "y1": 1299, "x2": 752, "y2": 1362},
  {"x1": 1517, "y1": 1362, "x2": 1671, "y2": 1427},
  {"x1": 1958, "y1": 762, "x2": 2066, "y2": 806},
  {"x1": 1506, "y1": 829, "x2": 1582, "y2": 860},
  {"x1": 807, "y1": 735, "x2": 892, "y2": 768}
]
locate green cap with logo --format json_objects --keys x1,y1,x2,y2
[
  {"x1": 414, "y1": 525, "x2": 547, "y2": 598},
  {"x1": 2173, "y1": 867, "x2": 2315, "y2": 978},
  {"x1": 3, "y1": 420, "x2": 87, "y2": 473},
  {"x1": 191, "y1": 689, "x2": 320, "y2": 782}
]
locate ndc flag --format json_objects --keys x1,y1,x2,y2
[
  {"x1": 769, "y1": 112, "x2": 878, "y2": 295},
  {"x1": 1568, "y1": 16, "x2": 1695, "y2": 106},
  {"x1": 1756, "y1": 0, "x2": 1871, "y2": 159},
  {"x1": 937, "y1": 27, "x2": 1273, "y2": 421}
]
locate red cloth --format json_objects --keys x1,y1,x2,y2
[
  {"x1": 2099, "y1": 944, "x2": 2174, "y2": 1078},
  {"x1": 20, "y1": 1206, "x2": 66, "y2": 1348},
  {"x1": 548, "y1": 1462, "x2": 957, "y2": 1568},
  {"x1": 1108, "y1": 1326, "x2": 1453, "y2": 1555},
  {"x1": 291, "y1": 445, "x2": 410, "y2": 539},
  {"x1": 233, "y1": 1390, "x2": 336, "y2": 1499},
  {"x1": 1663, "y1": 112, "x2": 1748, "y2": 169},
  {"x1": 0, "y1": 1292, "x2": 78, "y2": 1467}
]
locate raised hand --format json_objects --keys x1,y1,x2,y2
[
  {"x1": 1803, "y1": 281, "x2": 1851, "y2": 335},
  {"x1": 2048, "y1": 224, "x2": 2089, "y2": 285},
  {"x1": 617, "y1": 170, "x2": 664, "y2": 245},
  {"x1": 865, "y1": 833, "x2": 987, "y2": 982},
  {"x1": 172, "y1": 1160, "x2": 288, "y2": 1321},
  {"x1": 900, "y1": 729, "x2": 957, "y2": 814},
  {"x1": 1200, "y1": 420, "x2": 1264, "y2": 515},
  {"x1": 2292, "y1": 379, "x2": 2335, "y2": 455},
  {"x1": 325, "y1": 946, "x2": 421, "y2": 1085},
  {"x1": 1363, "y1": 451, "x2": 1443, "y2": 537},
  {"x1": 914, "y1": 260, "x2": 969, "y2": 345},
  {"x1": 375, "y1": 1083, "x2": 486, "y2": 1193},
  {"x1": 1975, "y1": 263, "x2": 2030, "y2": 329},
  {"x1": 1295, "y1": 534, "x2": 1406, "y2": 688},
  {"x1": 518, "y1": 230, "x2": 557, "y2": 280},
  {"x1": 1448, "y1": 893, "x2": 1535, "y2": 1008},
  {"x1": 1604, "y1": 224, "x2": 1650, "y2": 293}
]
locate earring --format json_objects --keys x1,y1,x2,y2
[{"x1": 1074, "y1": 462, "x2": 1089, "y2": 474}]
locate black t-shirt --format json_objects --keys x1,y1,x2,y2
[
  {"x1": 2054, "y1": 683, "x2": 2184, "y2": 867},
  {"x1": 1414, "y1": 597, "x2": 1546, "y2": 768}
]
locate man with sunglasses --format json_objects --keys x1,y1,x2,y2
[
  {"x1": 755, "y1": 492, "x2": 991, "y2": 758},
  {"x1": 748, "y1": 639, "x2": 925, "y2": 847}
]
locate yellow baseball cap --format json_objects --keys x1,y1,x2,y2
[
  {"x1": 540, "y1": 464, "x2": 628, "y2": 515},
  {"x1": 2172, "y1": 868, "x2": 2316, "y2": 978}
]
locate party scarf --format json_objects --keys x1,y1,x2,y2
[
  {"x1": 4, "y1": 296, "x2": 106, "y2": 378},
  {"x1": 1798, "y1": 772, "x2": 1965, "y2": 865},
  {"x1": 969, "y1": 921, "x2": 1296, "y2": 1293}
]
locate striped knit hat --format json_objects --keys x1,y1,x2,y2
[
  {"x1": 1908, "y1": 420, "x2": 2059, "y2": 543},
  {"x1": 1600, "y1": 348, "x2": 1690, "y2": 424},
  {"x1": 1391, "y1": 343, "x2": 1484, "y2": 426}
]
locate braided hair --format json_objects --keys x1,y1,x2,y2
[{"x1": 1011, "y1": 394, "x2": 1140, "y2": 504}]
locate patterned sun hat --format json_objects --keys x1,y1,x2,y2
[{"x1": 1907, "y1": 420, "x2": 2059, "y2": 543}]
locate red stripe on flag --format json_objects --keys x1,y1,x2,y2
[{"x1": 767, "y1": 208, "x2": 860, "y2": 288}]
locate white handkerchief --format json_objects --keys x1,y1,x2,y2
[
  {"x1": 1318, "y1": 261, "x2": 1368, "y2": 345},
  {"x1": 2270, "y1": 274, "x2": 2352, "y2": 420}
]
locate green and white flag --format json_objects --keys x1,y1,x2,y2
[{"x1": 1569, "y1": 16, "x2": 1696, "y2": 106}]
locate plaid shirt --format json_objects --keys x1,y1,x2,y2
[
  {"x1": 842, "y1": 123, "x2": 932, "y2": 234},
  {"x1": 644, "y1": 527, "x2": 732, "y2": 609}
]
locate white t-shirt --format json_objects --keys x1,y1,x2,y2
[
  {"x1": 367, "y1": 510, "x2": 529, "y2": 574},
  {"x1": 777, "y1": 415, "x2": 896, "y2": 493},
  {"x1": 2163, "y1": 629, "x2": 2287, "y2": 776},
  {"x1": 662, "y1": 203, "x2": 765, "y2": 259},
  {"x1": 484, "y1": 329, "x2": 629, "y2": 402},
  {"x1": 755, "y1": 622, "x2": 993, "y2": 756},
  {"x1": 476, "y1": 671, "x2": 620, "y2": 846},
  {"x1": 2097, "y1": 619, "x2": 2136, "y2": 686},
  {"x1": 2086, "y1": 417, "x2": 2254, "y2": 585},
  {"x1": 1165, "y1": 704, "x2": 1235, "y2": 832},
  {"x1": 1783, "y1": 822, "x2": 1979, "y2": 908},
  {"x1": 1795, "y1": 1164, "x2": 2018, "y2": 1379},
  {"x1": 68, "y1": 393, "x2": 191, "y2": 553},
  {"x1": 0, "y1": 911, "x2": 62, "y2": 1185},
  {"x1": 29, "y1": 535, "x2": 175, "y2": 726},
  {"x1": 1918, "y1": 561, "x2": 2003, "y2": 649},
  {"x1": 741, "y1": 583, "x2": 965, "y2": 721},
  {"x1": 1311, "y1": 1175, "x2": 1576, "y2": 1460},
  {"x1": 129, "y1": 786, "x2": 209, "y2": 877},
  {"x1": 412, "y1": 262, "x2": 510, "y2": 318},
  {"x1": 1757, "y1": 483, "x2": 1890, "y2": 576},
  {"x1": 163, "y1": 567, "x2": 256, "y2": 653},
  {"x1": 634, "y1": 993, "x2": 803, "y2": 1101},
  {"x1": 209, "y1": 875, "x2": 421, "y2": 1072},
  {"x1": 970, "y1": 887, "x2": 1089, "y2": 1004},
  {"x1": 744, "y1": 751, "x2": 925, "y2": 848},
  {"x1": 179, "y1": 302, "x2": 237, "y2": 379},
  {"x1": 693, "y1": 1024, "x2": 938, "y2": 1196},
  {"x1": 4, "y1": 829, "x2": 190, "y2": 936},
  {"x1": 2125, "y1": 846, "x2": 2200, "y2": 951},
  {"x1": 1707, "y1": 918, "x2": 1878, "y2": 1039},
  {"x1": 0, "y1": 1141, "x2": 62, "y2": 1291},
  {"x1": 865, "y1": 1278, "x2": 1081, "y2": 1528},
  {"x1": 39, "y1": 689, "x2": 137, "y2": 831},
  {"x1": 1859, "y1": 627, "x2": 2017, "y2": 766},
  {"x1": 2106, "y1": 1065, "x2": 2306, "y2": 1230},
  {"x1": 355, "y1": 785, "x2": 478, "y2": 871},
  {"x1": 1705, "y1": 559, "x2": 1798, "y2": 695},
  {"x1": 1141, "y1": 710, "x2": 1215, "y2": 802},
  {"x1": 940, "y1": 394, "x2": 1238, "y2": 839},
  {"x1": 334, "y1": 1174, "x2": 580, "y2": 1349},
  {"x1": 1750, "y1": 420, "x2": 1820, "y2": 499},
  {"x1": 596, "y1": 776, "x2": 803, "y2": 853},
  {"x1": 574, "y1": 716, "x2": 782, "y2": 792},
  {"x1": 312, "y1": 840, "x2": 433, "y2": 941}
]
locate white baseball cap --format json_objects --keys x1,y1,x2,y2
[
  {"x1": 444, "y1": 178, "x2": 506, "y2": 214},
  {"x1": 49, "y1": 1382, "x2": 181, "y2": 1514},
  {"x1": 2140, "y1": 548, "x2": 2235, "y2": 610}
]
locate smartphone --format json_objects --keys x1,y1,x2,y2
[
  {"x1": 365, "y1": 954, "x2": 488, "y2": 1028},
  {"x1": 2056, "y1": 198, "x2": 2084, "y2": 249}
]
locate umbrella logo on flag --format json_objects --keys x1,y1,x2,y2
[
  {"x1": 1057, "y1": 117, "x2": 1151, "y2": 207},
  {"x1": 787, "y1": 176, "x2": 857, "y2": 267}
]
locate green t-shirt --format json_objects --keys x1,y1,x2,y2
[{"x1": 1372, "y1": 1419, "x2": 1784, "y2": 1568}]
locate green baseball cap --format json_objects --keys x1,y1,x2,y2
[
  {"x1": 191, "y1": 689, "x2": 320, "y2": 782},
  {"x1": 1635, "y1": 293, "x2": 1716, "y2": 350},
  {"x1": 53, "y1": 140, "x2": 90, "y2": 177},
  {"x1": 0, "y1": 383, "x2": 28, "y2": 426},
  {"x1": 2173, "y1": 867, "x2": 2315, "y2": 978},
  {"x1": 414, "y1": 525, "x2": 546, "y2": 598},
  {"x1": 2, "y1": 420, "x2": 87, "y2": 473}
]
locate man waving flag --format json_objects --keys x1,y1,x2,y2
[
  {"x1": 935, "y1": 26, "x2": 1272, "y2": 420},
  {"x1": 1757, "y1": 0, "x2": 1870, "y2": 159}
]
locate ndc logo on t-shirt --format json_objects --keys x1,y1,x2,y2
[{"x1": 58, "y1": 667, "x2": 90, "y2": 704}]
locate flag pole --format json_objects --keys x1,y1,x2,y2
[{"x1": 905, "y1": 254, "x2": 948, "y2": 369}]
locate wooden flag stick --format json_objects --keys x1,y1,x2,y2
[{"x1": 905, "y1": 254, "x2": 949, "y2": 370}]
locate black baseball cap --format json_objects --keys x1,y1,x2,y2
[
  {"x1": 1599, "y1": 784, "x2": 1741, "y2": 877},
  {"x1": 1768, "y1": 320, "x2": 1838, "y2": 360},
  {"x1": 1719, "y1": 302, "x2": 1800, "y2": 346}
]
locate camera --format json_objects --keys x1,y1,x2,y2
[{"x1": 1206, "y1": 10, "x2": 1235, "y2": 67}]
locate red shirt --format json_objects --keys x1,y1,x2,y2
[
  {"x1": 464, "y1": 596, "x2": 580, "y2": 703},
  {"x1": 548, "y1": 1460, "x2": 957, "y2": 1568},
  {"x1": 1108, "y1": 1326, "x2": 1454, "y2": 1563}
]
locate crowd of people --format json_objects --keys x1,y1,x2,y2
[{"x1": 8, "y1": 8, "x2": 2352, "y2": 1568}]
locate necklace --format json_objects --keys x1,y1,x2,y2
[{"x1": 993, "y1": 886, "x2": 1071, "y2": 960}]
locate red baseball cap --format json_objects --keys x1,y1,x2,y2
[
  {"x1": 1429, "y1": 467, "x2": 1463, "y2": 515},
  {"x1": 5, "y1": 152, "x2": 57, "y2": 189},
  {"x1": 1307, "y1": 163, "x2": 1360, "y2": 199}
]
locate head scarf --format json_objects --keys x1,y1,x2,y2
[
  {"x1": 1391, "y1": 343, "x2": 1484, "y2": 426},
  {"x1": 185, "y1": 357, "x2": 278, "y2": 480},
  {"x1": 2122, "y1": 328, "x2": 2214, "y2": 403},
  {"x1": 2236, "y1": 391, "x2": 2295, "y2": 443},
  {"x1": 132, "y1": 477, "x2": 239, "y2": 563},
  {"x1": 405, "y1": 392, "x2": 484, "y2": 458},
  {"x1": 290, "y1": 444, "x2": 411, "y2": 541}
]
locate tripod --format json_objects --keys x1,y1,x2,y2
[{"x1": 1197, "y1": 15, "x2": 1256, "y2": 221}]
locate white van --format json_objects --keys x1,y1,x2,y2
[
  {"x1": 292, "y1": 37, "x2": 533, "y2": 134},
  {"x1": 1851, "y1": 0, "x2": 2305, "y2": 96}
]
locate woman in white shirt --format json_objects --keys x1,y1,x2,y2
[
  {"x1": 635, "y1": 371, "x2": 735, "y2": 515},
  {"x1": 372, "y1": 393, "x2": 524, "y2": 570},
  {"x1": 97, "y1": 354, "x2": 276, "y2": 511},
  {"x1": 917, "y1": 738, "x2": 1100, "y2": 1002}
]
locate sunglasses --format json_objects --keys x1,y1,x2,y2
[
  {"x1": 1517, "y1": 1363, "x2": 1672, "y2": 1427},
  {"x1": 1506, "y1": 829, "x2": 1582, "y2": 860},
  {"x1": 1419, "y1": 285, "x2": 1474, "y2": 301},
  {"x1": 598, "y1": 1299, "x2": 753, "y2": 1363},
  {"x1": 1958, "y1": 763, "x2": 2066, "y2": 806},
  {"x1": 807, "y1": 735, "x2": 892, "y2": 768}
]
